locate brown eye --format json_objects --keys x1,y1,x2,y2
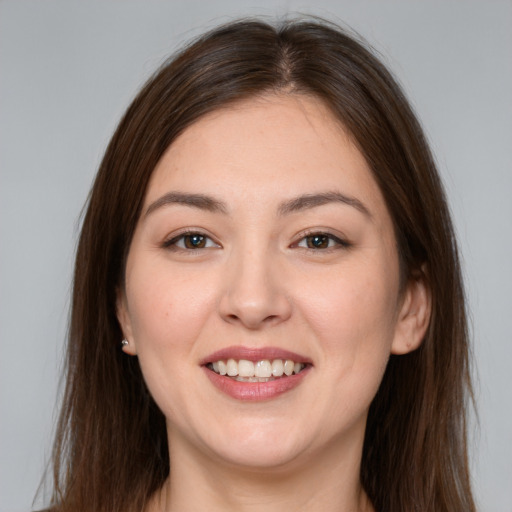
[
  {"x1": 306, "y1": 234, "x2": 330, "y2": 249},
  {"x1": 164, "y1": 232, "x2": 219, "y2": 250},
  {"x1": 295, "y1": 232, "x2": 350, "y2": 251},
  {"x1": 183, "y1": 234, "x2": 207, "y2": 249}
]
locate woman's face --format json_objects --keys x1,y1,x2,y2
[{"x1": 118, "y1": 94, "x2": 428, "y2": 470}]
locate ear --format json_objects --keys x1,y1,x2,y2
[
  {"x1": 116, "y1": 288, "x2": 137, "y2": 356},
  {"x1": 391, "y1": 269, "x2": 431, "y2": 355}
]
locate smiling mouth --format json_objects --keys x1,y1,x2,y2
[{"x1": 206, "y1": 358, "x2": 308, "y2": 382}]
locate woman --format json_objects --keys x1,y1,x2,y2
[{"x1": 45, "y1": 18, "x2": 475, "y2": 512}]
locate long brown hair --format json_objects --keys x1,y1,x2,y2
[{"x1": 45, "y1": 18, "x2": 475, "y2": 512}]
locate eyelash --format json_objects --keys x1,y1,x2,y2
[
  {"x1": 162, "y1": 230, "x2": 220, "y2": 251},
  {"x1": 162, "y1": 230, "x2": 350, "y2": 252},
  {"x1": 293, "y1": 231, "x2": 351, "y2": 251}
]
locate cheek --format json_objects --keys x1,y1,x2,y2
[
  {"x1": 304, "y1": 266, "x2": 396, "y2": 331},
  {"x1": 123, "y1": 259, "x2": 220, "y2": 419},
  {"x1": 295, "y1": 257, "x2": 399, "y2": 378},
  {"x1": 126, "y1": 256, "x2": 214, "y2": 341},
  {"x1": 297, "y1": 270, "x2": 398, "y2": 427},
  {"x1": 124, "y1": 258, "x2": 218, "y2": 381}
]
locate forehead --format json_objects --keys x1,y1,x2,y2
[{"x1": 144, "y1": 94, "x2": 388, "y2": 221}]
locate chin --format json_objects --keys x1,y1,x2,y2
[
  {"x1": 187, "y1": 412, "x2": 318, "y2": 471},
  {"x1": 210, "y1": 436, "x2": 308, "y2": 471}
]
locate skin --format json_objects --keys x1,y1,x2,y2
[{"x1": 117, "y1": 94, "x2": 431, "y2": 512}]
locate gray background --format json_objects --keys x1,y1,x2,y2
[{"x1": 1, "y1": 1, "x2": 511, "y2": 510}]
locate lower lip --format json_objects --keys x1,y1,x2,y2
[{"x1": 202, "y1": 366, "x2": 311, "y2": 401}]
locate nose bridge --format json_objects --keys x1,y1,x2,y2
[{"x1": 219, "y1": 237, "x2": 291, "y2": 329}]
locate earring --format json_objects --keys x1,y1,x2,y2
[{"x1": 121, "y1": 339, "x2": 129, "y2": 347}]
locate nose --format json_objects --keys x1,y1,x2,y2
[{"x1": 218, "y1": 246, "x2": 292, "y2": 330}]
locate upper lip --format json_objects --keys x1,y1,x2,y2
[{"x1": 200, "y1": 346, "x2": 313, "y2": 365}]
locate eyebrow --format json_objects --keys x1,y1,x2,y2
[
  {"x1": 277, "y1": 191, "x2": 372, "y2": 218},
  {"x1": 144, "y1": 190, "x2": 371, "y2": 219},
  {"x1": 144, "y1": 192, "x2": 229, "y2": 218}
]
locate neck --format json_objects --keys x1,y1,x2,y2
[{"x1": 150, "y1": 424, "x2": 374, "y2": 512}]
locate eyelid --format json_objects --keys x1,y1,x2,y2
[
  {"x1": 161, "y1": 227, "x2": 350, "y2": 251},
  {"x1": 291, "y1": 229, "x2": 351, "y2": 250},
  {"x1": 162, "y1": 228, "x2": 221, "y2": 250}
]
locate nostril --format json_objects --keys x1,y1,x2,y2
[{"x1": 223, "y1": 311, "x2": 283, "y2": 329}]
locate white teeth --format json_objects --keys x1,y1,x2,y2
[
  {"x1": 254, "y1": 360, "x2": 272, "y2": 378},
  {"x1": 209, "y1": 358, "x2": 305, "y2": 378},
  {"x1": 226, "y1": 358, "x2": 238, "y2": 376},
  {"x1": 217, "y1": 360, "x2": 227, "y2": 375},
  {"x1": 271, "y1": 359, "x2": 284, "y2": 377},
  {"x1": 283, "y1": 360, "x2": 294, "y2": 376},
  {"x1": 238, "y1": 359, "x2": 255, "y2": 377}
]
